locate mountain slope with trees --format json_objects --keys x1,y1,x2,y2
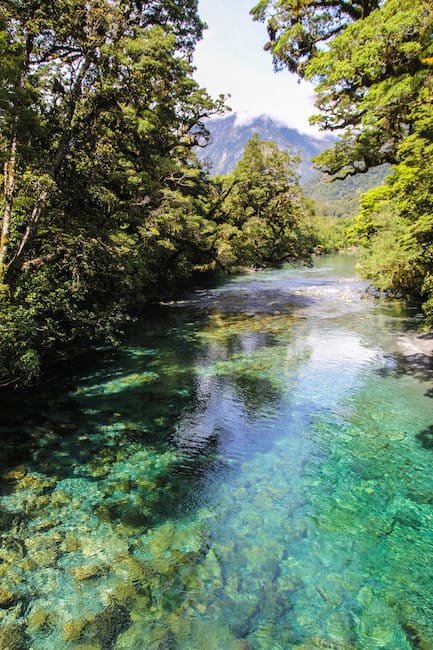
[{"x1": 304, "y1": 166, "x2": 390, "y2": 218}]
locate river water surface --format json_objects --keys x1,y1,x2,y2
[{"x1": 0, "y1": 255, "x2": 432, "y2": 649}]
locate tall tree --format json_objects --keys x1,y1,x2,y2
[
  {"x1": 0, "y1": 0, "x2": 224, "y2": 384},
  {"x1": 252, "y1": 0, "x2": 432, "y2": 178},
  {"x1": 308, "y1": 0, "x2": 433, "y2": 178},
  {"x1": 214, "y1": 135, "x2": 314, "y2": 268},
  {"x1": 0, "y1": 0, "x2": 216, "y2": 286}
]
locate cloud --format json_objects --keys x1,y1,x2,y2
[{"x1": 194, "y1": 0, "x2": 321, "y2": 136}]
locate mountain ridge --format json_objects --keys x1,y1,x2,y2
[{"x1": 197, "y1": 112, "x2": 334, "y2": 180}]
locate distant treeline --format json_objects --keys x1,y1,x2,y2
[{"x1": 303, "y1": 166, "x2": 390, "y2": 219}]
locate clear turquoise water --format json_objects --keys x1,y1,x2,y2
[{"x1": 0, "y1": 255, "x2": 432, "y2": 649}]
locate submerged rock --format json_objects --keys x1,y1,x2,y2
[
  {"x1": 0, "y1": 623, "x2": 26, "y2": 650},
  {"x1": 2, "y1": 466, "x2": 27, "y2": 481},
  {"x1": 293, "y1": 640, "x2": 358, "y2": 649},
  {"x1": 27, "y1": 608, "x2": 51, "y2": 631},
  {"x1": 0, "y1": 588, "x2": 16, "y2": 608},
  {"x1": 70, "y1": 564, "x2": 108, "y2": 582},
  {"x1": 63, "y1": 616, "x2": 90, "y2": 642},
  {"x1": 61, "y1": 533, "x2": 82, "y2": 553},
  {"x1": 102, "y1": 582, "x2": 137, "y2": 607},
  {"x1": 356, "y1": 587, "x2": 411, "y2": 648}
]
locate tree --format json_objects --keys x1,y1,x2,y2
[
  {"x1": 308, "y1": 0, "x2": 433, "y2": 178},
  {"x1": 349, "y1": 91, "x2": 433, "y2": 318},
  {"x1": 251, "y1": 0, "x2": 379, "y2": 76},
  {"x1": 253, "y1": 0, "x2": 432, "y2": 178},
  {"x1": 214, "y1": 135, "x2": 314, "y2": 268},
  {"x1": 0, "y1": 0, "x2": 225, "y2": 385}
]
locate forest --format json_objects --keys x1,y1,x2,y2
[{"x1": 1, "y1": 0, "x2": 432, "y2": 386}]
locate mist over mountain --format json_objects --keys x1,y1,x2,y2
[{"x1": 197, "y1": 113, "x2": 334, "y2": 180}]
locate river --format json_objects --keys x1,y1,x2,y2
[{"x1": 0, "y1": 254, "x2": 432, "y2": 649}]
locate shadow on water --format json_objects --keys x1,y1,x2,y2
[
  {"x1": 416, "y1": 424, "x2": 433, "y2": 449},
  {"x1": 0, "y1": 290, "x2": 317, "y2": 647},
  {"x1": 0, "y1": 302, "x2": 307, "y2": 531}
]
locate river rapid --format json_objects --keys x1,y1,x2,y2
[{"x1": 0, "y1": 254, "x2": 432, "y2": 649}]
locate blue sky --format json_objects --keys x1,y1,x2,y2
[{"x1": 193, "y1": 0, "x2": 318, "y2": 134}]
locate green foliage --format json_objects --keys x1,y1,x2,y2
[
  {"x1": 0, "y1": 0, "x2": 224, "y2": 386},
  {"x1": 251, "y1": 0, "x2": 379, "y2": 76},
  {"x1": 307, "y1": 0, "x2": 433, "y2": 178},
  {"x1": 351, "y1": 206, "x2": 420, "y2": 295},
  {"x1": 0, "y1": 303, "x2": 41, "y2": 386},
  {"x1": 311, "y1": 215, "x2": 351, "y2": 254},
  {"x1": 214, "y1": 135, "x2": 315, "y2": 268},
  {"x1": 351, "y1": 95, "x2": 433, "y2": 316}
]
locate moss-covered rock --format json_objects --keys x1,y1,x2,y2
[
  {"x1": 63, "y1": 616, "x2": 90, "y2": 642},
  {"x1": 27, "y1": 608, "x2": 50, "y2": 631},
  {"x1": 51, "y1": 490, "x2": 71, "y2": 507},
  {"x1": 62, "y1": 533, "x2": 82, "y2": 553},
  {"x1": 2, "y1": 466, "x2": 26, "y2": 481},
  {"x1": 104, "y1": 582, "x2": 137, "y2": 607}
]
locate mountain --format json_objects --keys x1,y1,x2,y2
[
  {"x1": 197, "y1": 113, "x2": 391, "y2": 217},
  {"x1": 197, "y1": 113, "x2": 334, "y2": 180},
  {"x1": 303, "y1": 165, "x2": 391, "y2": 217}
]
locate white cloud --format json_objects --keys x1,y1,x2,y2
[{"x1": 194, "y1": 0, "x2": 321, "y2": 135}]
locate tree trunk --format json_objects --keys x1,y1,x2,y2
[
  {"x1": 8, "y1": 57, "x2": 91, "y2": 274},
  {"x1": 0, "y1": 135, "x2": 17, "y2": 286}
]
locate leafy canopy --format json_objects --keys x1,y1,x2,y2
[{"x1": 214, "y1": 135, "x2": 315, "y2": 268}]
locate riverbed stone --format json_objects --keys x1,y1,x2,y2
[
  {"x1": 51, "y1": 490, "x2": 71, "y2": 507},
  {"x1": 2, "y1": 466, "x2": 27, "y2": 481},
  {"x1": 19, "y1": 473, "x2": 56, "y2": 492},
  {"x1": 0, "y1": 623, "x2": 26, "y2": 649},
  {"x1": 70, "y1": 564, "x2": 107, "y2": 582},
  {"x1": 62, "y1": 532, "x2": 82, "y2": 552},
  {"x1": 27, "y1": 608, "x2": 50, "y2": 631},
  {"x1": 63, "y1": 616, "x2": 90, "y2": 642},
  {"x1": 0, "y1": 588, "x2": 16, "y2": 608}
]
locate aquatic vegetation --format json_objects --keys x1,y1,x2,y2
[{"x1": 0, "y1": 256, "x2": 432, "y2": 648}]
